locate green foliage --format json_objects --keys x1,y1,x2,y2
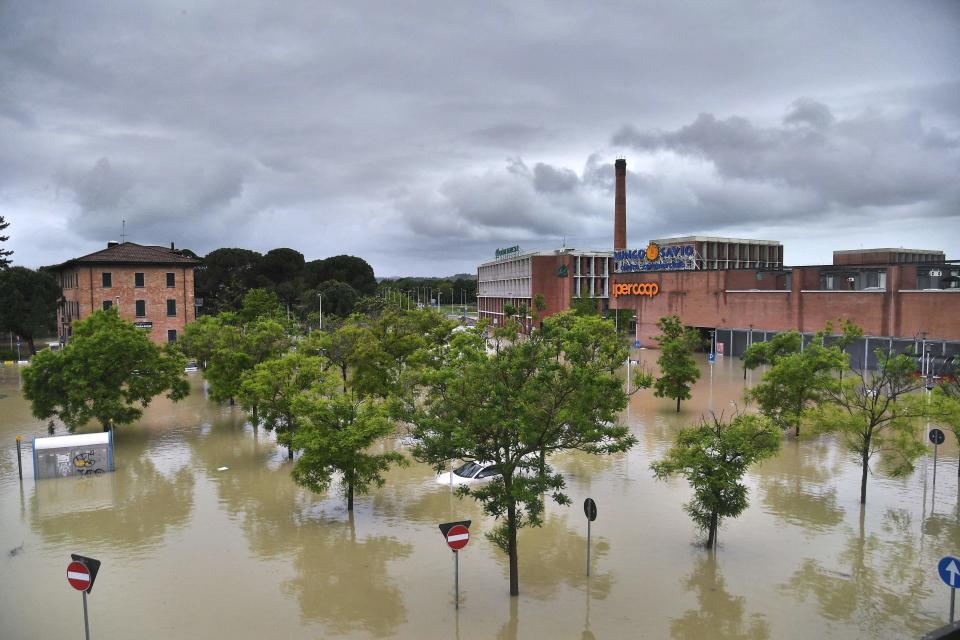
[
  {"x1": 0, "y1": 266, "x2": 61, "y2": 354},
  {"x1": 931, "y1": 382, "x2": 960, "y2": 450},
  {"x1": 742, "y1": 331, "x2": 802, "y2": 370},
  {"x1": 178, "y1": 315, "x2": 222, "y2": 367},
  {"x1": 407, "y1": 311, "x2": 634, "y2": 596},
  {"x1": 653, "y1": 315, "x2": 702, "y2": 412},
  {"x1": 238, "y1": 353, "x2": 325, "y2": 458},
  {"x1": 306, "y1": 318, "x2": 368, "y2": 393},
  {"x1": 183, "y1": 313, "x2": 291, "y2": 404},
  {"x1": 651, "y1": 413, "x2": 781, "y2": 548},
  {"x1": 315, "y1": 280, "x2": 359, "y2": 317},
  {"x1": 196, "y1": 247, "x2": 377, "y2": 320},
  {"x1": 22, "y1": 309, "x2": 188, "y2": 431},
  {"x1": 570, "y1": 288, "x2": 598, "y2": 316},
  {"x1": 291, "y1": 392, "x2": 406, "y2": 510},
  {"x1": 195, "y1": 248, "x2": 263, "y2": 314},
  {"x1": 811, "y1": 346, "x2": 928, "y2": 504},
  {"x1": 304, "y1": 255, "x2": 377, "y2": 296},
  {"x1": 0, "y1": 215, "x2": 12, "y2": 268},
  {"x1": 356, "y1": 308, "x2": 456, "y2": 399},
  {"x1": 260, "y1": 248, "x2": 305, "y2": 285},
  {"x1": 238, "y1": 288, "x2": 283, "y2": 323},
  {"x1": 746, "y1": 330, "x2": 846, "y2": 435}
]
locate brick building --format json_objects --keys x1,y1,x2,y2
[
  {"x1": 50, "y1": 242, "x2": 199, "y2": 345},
  {"x1": 475, "y1": 158, "x2": 960, "y2": 359},
  {"x1": 477, "y1": 248, "x2": 610, "y2": 331}
]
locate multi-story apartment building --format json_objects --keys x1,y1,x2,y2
[{"x1": 50, "y1": 242, "x2": 199, "y2": 345}]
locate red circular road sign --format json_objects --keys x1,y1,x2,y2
[
  {"x1": 67, "y1": 561, "x2": 91, "y2": 591},
  {"x1": 446, "y1": 524, "x2": 470, "y2": 550}
]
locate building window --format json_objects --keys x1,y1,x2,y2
[
  {"x1": 166, "y1": 272, "x2": 175, "y2": 288},
  {"x1": 167, "y1": 329, "x2": 177, "y2": 343},
  {"x1": 166, "y1": 299, "x2": 176, "y2": 317},
  {"x1": 102, "y1": 272, "x2": 112, "y2": 288},
  {"x1": 102, "y1": 300, "x2": 112, "y2": 311},
  {"x1": 135, "y1": 272, "x2": 145, "y2": 288},
  {"x1": 135, "y1": 300, "x2": 146, "y2": 317}
]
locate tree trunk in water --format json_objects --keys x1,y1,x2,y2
[
  {"x1": 27, "y1": 337, "x2": 36, "y2": 356},
  {"x1": 347, "y1": 481, "x2": 354, "y2": 511},
  {"x1": 288, "y1": 445, "x2": 294, "y2": 460},
  {"x1": 676, "y1": 396, "x2": 681, "y2": 412},
  {"x1": 508, "y1": 505, "x2": 519, "y2": 596},
  {"x1": 859, "y1": 442, "x2": 870, "y2": 504},
  {"x1": 706, "y1": 510, "x2": 718, "y2": 549}
]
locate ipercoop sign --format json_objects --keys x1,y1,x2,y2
[{"x1": 611, "y1": 282, "x2": 660, "y2": 298}]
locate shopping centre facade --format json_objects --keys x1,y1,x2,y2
[{"x1": 476, "y1": 159, "x2": 960, "y2": 362}]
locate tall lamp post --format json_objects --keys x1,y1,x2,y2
[{"x1": 317, "y1": 293, "x2": 323, "y2": 331}]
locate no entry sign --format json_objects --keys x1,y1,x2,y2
[
  {"x1": 446, "y1": 524, "x2": 470, "y2": 550},
  {"x1": 439, "y1": 520, "x2": 471, "y2": 551},
  {"x1": 67, "y1": 561, "x2": 91, "y2": 591}
]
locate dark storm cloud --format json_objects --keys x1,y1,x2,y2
[{"x1": 1, "y1": 0, "x2": 958, "y2": 274}]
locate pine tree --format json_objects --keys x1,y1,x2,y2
[{"x1": 0, "y1": 215, "x2": 13, "y2": 268}]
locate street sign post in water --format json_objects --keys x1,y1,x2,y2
[
  {"x1": 439, "y1": 521, "x2": 471, "y2": 609},
  {"x1": 938, "y1": 556, "x2": 960, "y2": 623},
  {"x1": 584, "y1": 498, "x2": 598, "y2": 576},
  {"x1": 67, "y1": 554, "x2": 101, "y2": 640}
]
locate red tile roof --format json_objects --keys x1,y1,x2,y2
[{"x1": 50, "y1": 242, "x2": 200, "y2": 270}]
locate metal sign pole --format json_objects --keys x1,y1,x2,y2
[
  {"x1": 16, "y1": 435, "x2": 22, "y2": 481},
  {"x1": 951, "y1": 587, "x2": 956, "y2": 624},
  {"x1": 454, "y1": 550, "x2": 460, "y2": 610},
  {"x1": 586, "y1": 519, "x2": 591, "y2": 577},
  {"x1": 82, "y1": 590, "x2": 91, "y2": 640}
]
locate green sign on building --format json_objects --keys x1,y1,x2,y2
[{"x1": 495, "y1": 245, "x2": 520, "y2": 259}]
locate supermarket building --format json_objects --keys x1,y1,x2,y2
[{"x1": 476, "y1": 159, "x2": 960, "y2": 361}]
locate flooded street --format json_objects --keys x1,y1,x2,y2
[{"x1": 1, "y1": 354, "x2": 958, "y2": 639}]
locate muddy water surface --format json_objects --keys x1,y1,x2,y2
[{"x1": 1, "y1": 354, "x2": 957, "y2": 639}]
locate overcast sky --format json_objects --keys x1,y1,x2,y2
[{"x1": 2, "y1": 1, "x2": 958, "y2": 276}]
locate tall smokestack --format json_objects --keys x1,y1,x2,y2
[{"x1": 614, "y1": 158, "x2": 627, "y2": 250}]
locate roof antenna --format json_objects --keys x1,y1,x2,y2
[{"x1": 120, "y1": 219, "x2": 126, "y2": 244}]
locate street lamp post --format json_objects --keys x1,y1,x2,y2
[{"x1": 317, "y1": 293, "x2": 323, "y2": 331}]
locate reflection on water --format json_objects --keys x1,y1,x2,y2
[
  {"x1": 671, "y1": 553, "x2": 770, "y2": 639},
  {"x1": 783, "y1": 507, "x2": 942, "y2": 637},
  {"x1": 1, "y1": 357, "x2": 959, "y2": 639},
  {"x1": 285, "y1": 513, "x2": 411, "y2": 636}
]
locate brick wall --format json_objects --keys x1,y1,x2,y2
[
  {"x1": 58, "y1": 264, "x2": 196, "y2": 345},
  {"x1": 613, "y1": 265, "x2": 960, "y2": 346}
]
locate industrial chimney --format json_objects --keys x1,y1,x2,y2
[{"x1": 614, "y1": 158, "x2": 627, "y2": 250}]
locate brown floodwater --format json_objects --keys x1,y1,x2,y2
[{"x1": 1, "y1": 353, "x2": 958, "y2": 639}]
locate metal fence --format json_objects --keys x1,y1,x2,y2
[{"x1": 714, "y1": 328, "x2": 959, "y2": 374}]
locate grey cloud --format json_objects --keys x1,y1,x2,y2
[
  {"x1": 533, "y1": 163, "x2": 579, "y2": 193},
  {"x1": 0, "y1": 1, "x2": 958, "y2": 273},
  {"x1": 613, "y1": 100, "x2": 960, "y2": 212}
]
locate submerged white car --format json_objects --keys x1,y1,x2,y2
[{"x1": 435, "y1": 461, "x2": 502, "y2": 486}]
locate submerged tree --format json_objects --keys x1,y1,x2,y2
[
  {"x1": 291, "y1": 392, "x2": 406, "y2": 511},
  {"x1": 238, "y1": 352, "x2": 323, "y2": 459},
  {"x1": 745, "y1": 328, "x2": 851, "y2": 436},
  {"x1": 812, "y1": 347, "x2": 928, "y2": 504},
  {"x1": 653, "y1": 315, "x2": 702, "y2": 412},
  {"x1": 651, "y1": 413, "x2": 781, "y2": 549},
  {"x1": 931, "y1": 381, "x2": 960, "y2": 477},
  {"x1": 23, "y1": 309, "x2": 189, "y2": 431},
  {"x1": 408, "y1": 312, "x2": 635, "y2": 596}
]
